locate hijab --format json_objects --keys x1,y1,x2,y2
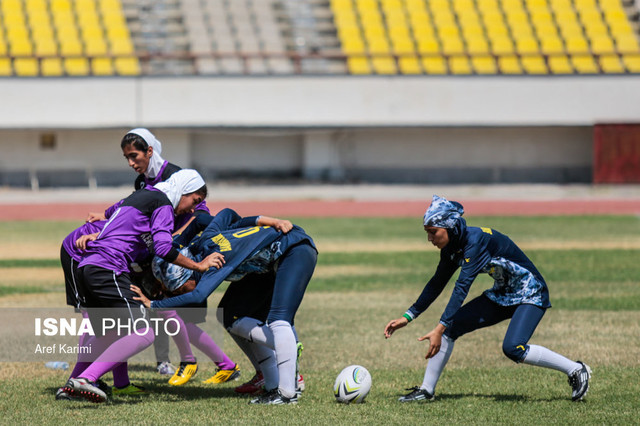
[
  {"x1": 128, "y1": 128, "x2": 166, "y2": 179},
  {"x1": 154, "y1": 169, "x2": 205, "y2": 209},
  {"x1": 423, "y1": 195, "x2": 465, "y2": 228}
]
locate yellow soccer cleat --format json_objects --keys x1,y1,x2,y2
[
  {"x1": 203, "y1": 364, "x2": 240, "y2": 384},
  {"x1": 112, "y1": 383, "x2": 147, "y2": 396},
  {"x1": 168, "y1": 362, "x2": 198, "y2": 386}
]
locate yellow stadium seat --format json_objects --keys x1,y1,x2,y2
[
  {"x1": 421, "y1": 56, "x2": 448, "y2": 74},
  {"x1": 559, "y1": 24, "x2": 585, "y2": 39},
  {"x1": 347, "y1": 56, "x2": 372, "y2": 74},
  {"x1": 6, "y1": 26, "x2": 30, "y2": 41},
  {"x1": 342, "y1": 37, "x2": 367, "y2": 54},
  {"x1": 9, "y1": 40, "x2": 33, "y2": 56},
  {"x1": 590, "y1": 36, "x2": 615, "y2": 54},
  {"x1": 570, "y1": 54, "x2": 598, "y2": 73},
  {"x1": 584, "y1": 23, "x2": 609, "y2": 39},
  {"x1": 521, "y1": 55, "x2": 548, "y2": 74},
  {"x1": 467, "y1": 38, "x2": 490, "y2": 54},
  {"x1": 413, "y1": 25, "x2": 436, "y2": 40},
  {"x1": 14, "y1": 58, "x2": 39, "y2": 76},
  {"x1": 441, "y1": 37, "x2": 465, "y2": 55},
  {"x1": 388, "y1": 25, "x2": 411, "y2": 40},
  {"x1": 92, "y1": 57, "x2": 114, "y2": 75},
  {"x1": 540, "y1": 37, "x2": 564, "y2": 54},
  {"x1": 515, "y1": 37, "x2": 539, "y2": 55},
  {"x1": 491, "y1": 36, "x2": 515, "y2": 54},
  {"x1": 41, "y1": 58, "x2": 64, "y2": 76},
  {"x1": 409, "y1": 10, "x2": 431, "y2": 27},
  {"x1": 622, "y1": 54, "x2": 640, "y2": 72},
  {"x1": 60, "y1": 40, "x2": 83, "y2": 56},
  {"x1": 392, "y1": 38, "x2": 416, "y2": 54},
  {"x1": 417, "y1": 38, "x2": 440, "y2": 54},
  {"x1": 32, "y1": 26, "x2": 55, "y2": 41},
  {"x1": 554, "y1": 8, "x2": 578, "y2": 23},
  {"x1": 485, "y1": 23, "x2": 510, "y2": 38},
  {"x1": 472, "y1": 55, "x2": 497, "y2": 73},
  {"x1": 437, "y1": 24, "x2": 461, "y2": 39},
  {"x1": 609, "y1": 21, "x2": 633, "y2": 37},
  {"x1": 368, "y1": 37, "x2": 390, "y2": 54},
  {"x1": 110, "y1": 39, "x2": 134, "y2": 55},
  {"x1": 398, "y1": 55, "x2": 423, "y2": 74},
  {"x1": 477, "y1": 0, "x2": 499, "y2": 9},
  {"x1": 511, "y1": 24, "x2": 535, "y2": 39},
  {"x1": 448, "y1": 55, "x2": 472, "y2": 74},
  {"x1": 616, "y1": 35, "x2": 640, "y2": 54},
  {"x1": 372, "y1": 57, "x2": 398, "y2": 74},
  {"x1": 65, "y1": 57, "x2": 90, "y2": 75},
  {"x1": 599, "y1": 54, "x2": 625, "y2": 73},
  {"x1": 0, "y1": 41, "x2": 6, "y2": 56},
  {"x1": 462, "y1": 24, "x2": 485, "y2": 40},
  {"x1": 530, "y1": 9, "x2": 553, "y2": 25},
  {"x1": 565, "y1": 37, "x2": 589, "y2": 54},
  {"x1": 599, "y1": 0, "x2": 623, "y2": 8},
  {"x1": 34, "y1": 39, "x2": 58, "y2": 57},
  {"x1": 405, "y1": 0, "x2": 427, "y2": 10},
  {"x1": 0, "y1": 58, "x2": 13, "y2": 76},
  {"x1": 331, "y1": 0, "x2": 353, "y2": 9},
  {"x1": 533, "y1": 21, "x2": 558, "y2": 38},
  {"x1": 547, "y1": 54, "x2": 573, "y2": 73},
  {"x1": 85, "y1": 39, "x2": 108, "y2": 56}
]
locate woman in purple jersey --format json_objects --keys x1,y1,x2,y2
[
  {"x1": 56, "y1": 220, "x2": 146, "y2": 400},
  {"x1": 86, "y1": 128, "x2": 213, "y2": 379},
  {"x1": 61, "y1": 170, "x2": 224, "y2": 403}
]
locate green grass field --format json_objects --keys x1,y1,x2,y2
[{"x1": 0, "y1": 216, "x2": 639, "y2": 424}]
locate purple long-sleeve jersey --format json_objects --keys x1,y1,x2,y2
[
  {"x1": 78, "y1": 187, "x2": 180, "y2": 274},
  {"x1": 62, "y1": 220, "x2": 106, "y2": 262}
]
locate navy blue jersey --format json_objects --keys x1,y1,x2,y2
[
  {"x1": 408, "y1": 221, "x2": 551, "y2": 328},
  {"x1": 152, "y1": 208, "x2": 316, "y2": 308}
]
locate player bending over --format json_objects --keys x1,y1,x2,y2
[{"x1": 384, "y1": 195, "x2": 591, "y2": 403}]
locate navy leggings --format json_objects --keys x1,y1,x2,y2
[
  {"x1": 444, "y1": 294, "x2": 546, "y2": 363},
  {"x1": 266, "y1": 242, "x2": 317, "y2": 324}
]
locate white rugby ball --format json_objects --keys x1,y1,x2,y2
[{"x1": 333, "y1": 365, "x2": 372, "y2": 404}]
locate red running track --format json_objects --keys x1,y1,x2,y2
[{"x1": 2, "y1": 199, "x2": 640, "y2": 220}]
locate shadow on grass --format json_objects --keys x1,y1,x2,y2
[
  {"x1": 437, "y1": 392, "x2": 560, "y2": 403},
  {"x1": 44, "y1": 383, "x2": 249, "y2": 407}
]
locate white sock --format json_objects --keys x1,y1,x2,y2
[
  {"x1": 251, "y1": 343, "x2": 279, "y2": 391},
  {"x1": 522, "y1": 344, "x2": 581, "y2": 375},
  {"x1": 230, "y1": 334, "x2": 260, "y2": 372},
  {"x1": 269, "y1": 320, "x2": 297, "y2": 399},
  {"x1": 421, "y1": 334, "x2": 455, "y2": 394},
  {"x1": 228, "y1": 317, "x2": 275, "y2": 349}
]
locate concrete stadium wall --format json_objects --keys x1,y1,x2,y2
[{"x1": 0, "y1": 75, "x2": 635, "y2": 186}]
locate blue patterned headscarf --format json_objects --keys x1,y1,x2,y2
[
  {"x1": 423, "y1": 195, "x2": 465, "y2": 228},
  {"x1": 152, "y1": 247, "x2": 196, "y2": 292}
]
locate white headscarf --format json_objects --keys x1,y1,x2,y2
[
  {"x1": 154, "y1": 169, "x2": 206, "y2": 209},
  {"x1": 128, "y1": 128, "x2": 166, "y2": 179}
]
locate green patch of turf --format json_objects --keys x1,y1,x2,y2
[{"x1": 0, "y1": 259, "x2": 61, "y2": 268}]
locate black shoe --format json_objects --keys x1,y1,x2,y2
[
  {"x1": 249, "y1": 388, "x2": 298, "y2": 405},
  {"x1": 398, "y1": 386, "x2": 434, "y2": 402},
  {"x1": 568, "y1": 361, "x2": 591, "y2": 401}
]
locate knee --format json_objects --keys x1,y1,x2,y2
[{"x1": 502, "y1": 341, "x2": 528, "y2": 363}]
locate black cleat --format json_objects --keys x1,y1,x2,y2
[
  {"x1": 398, "y1": 386, "x2": 435, "y2": 402},
  {"x1": 568, "y1": 361, "x2": 592, "y2": 401},
  {"x1": 249, "y1": 388, "x2": 298, "y2": 405}
]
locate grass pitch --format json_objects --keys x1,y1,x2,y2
[{"x1": 0, "y1": 216, "x2": 639, "y2": 424}]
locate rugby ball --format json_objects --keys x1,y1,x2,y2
[{"x1": 333, "y1": 365, "x2": 372, "y2": 404}]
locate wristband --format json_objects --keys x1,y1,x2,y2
[{"x1": 402, "y1": 313, "x2": 413, "y2": 322}]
